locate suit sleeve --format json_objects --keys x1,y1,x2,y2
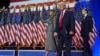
[
  {"x1": 89, "y1": 16, "x2": 93, "y2": 32},
  {"x1": 53, "y1": 17, "x2": 57, "y2": 31},
  {"x1": 55, "y1": 15, "x2": 59, "y2": 33},
  {"x1": 70, "y1": 11, "x2": 75, "y2": 33}
]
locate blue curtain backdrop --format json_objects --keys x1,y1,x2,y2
[{"x1": 91, "y1": 0, "x2": 100, "y2": 56}]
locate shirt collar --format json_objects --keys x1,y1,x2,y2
[
  {"x1": 84, "y1": 14, "x2": 87, "y2": 17},
  {"x1": 84, "y1": 14, "x2": 87, "y2": 19},
  {"x1": 62, "y1": 9, "x2": 66, "y2": 14}
]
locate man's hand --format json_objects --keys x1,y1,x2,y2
[
  {"x1": 69, "y1": 31, "x2": 74, "y2": 35},
  {"x1": 54, "y1": 32, "x2": 58, "y2": 37},
  {"x1": 89, "y1": 32, "x2": 93, "y2": 37}
]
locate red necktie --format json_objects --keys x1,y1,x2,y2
[{"x1": 58, "y1": 12, "x2": 64, "y2": 29}]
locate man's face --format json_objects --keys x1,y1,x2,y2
[
  {"x1": 82, "y1": 9, "x2": 86, "y2": 15},
  {"x1": 59, "y1": 4, "x2": 65, "y2": 11}
]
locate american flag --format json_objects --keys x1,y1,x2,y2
[
  {"x1": 10, "y1": 8, "x2": 16, "y2": 45},
  {"x1": 89, "y1": 18, "x2": 97, "y2": 47},
  {"x1": 73, "y1": 20, "x2": 83, "y2": 49},
  {"x1": 15, "y1": 14, "x2": 20, "y2": 46},
  {"x1": 33, "y1": 7, "x2": 41, "y2": 45},
  {"x1": 0, "y1": 12, "x2": 5, "y2": 46},
  {"x1": 15, "y1": 23, "x2": 20, "y2": 46},
  {"x1": 31, "y1": 21, "x2": 38, "y2": 47},
  {"x1": 22, "y1": 8, "x2": 32, "y2": 46},
  {"x1": 16, "y1": 9, "x2": 25, "y2": 46},
  {"x1": 5, "y1": 10, "x2": 14, "y2": 45},
  {"x1": 37, "y1": 21, "x2": 46, "y2": 47},
  {"x1": 15, "y1": 9, "x2": 21, "y2": 46},
  {"x1": 30, "y1": 10, "x2": 38, "y2": 47},
  {"x1": 19, "y1": 21, "x2": 26, "y2": 46}
]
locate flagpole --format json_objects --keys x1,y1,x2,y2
[
  {"x1": 0, "y1": 6, "x2": 5, "y2": 48},
  {"x1": 12, "y1": 7, "x2": 18, "y2": 56},
  {"x1": 14, "y1": 50, "x2": 18, "y2": 56}
]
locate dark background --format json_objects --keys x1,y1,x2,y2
[{"x1": 0, "y1": 0, "x2": 10, "y2": 9}]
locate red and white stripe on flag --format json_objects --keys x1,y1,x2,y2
[
  {"x1": 31, "y1": 21, "x2": 38, "y2": 46},
  {"x1": 0, "y1": 26, "x2": 5, "y2": 45},
  {"x1": 15, "y1": 24, "x2": 20, "y2": 45},
  {"x1": 18, "y1": 23, "x2": 26, "y2": 46},
  {"x1": 10, "y1": 24, "x2": 16, "y2": 44},
  {"x1": 36, "y1": 21, "x2": 46, "y2": 47},
  {"x1": 5, "y1": 24, "x2": 14, "y2": 45},
  {"x1": 89, "y1": 18, "x2": 97, "y2": 47},
  {"x1": 73, "y1": 20, "x2": 83, "y2": 49},
  {"x1": 22, "y1": 23, "x2": 32, "y2": 46}
]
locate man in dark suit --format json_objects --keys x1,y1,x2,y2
[
  {"x1": 54, "y1": 2, "x2": 75, "y2": 56},
  {"x1": 81, "y1": 8, "x2": 93, "y2": 56}
]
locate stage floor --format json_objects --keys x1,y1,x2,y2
[{"x1": 0, "y1": 50, "x2": 83, "y2": 56}]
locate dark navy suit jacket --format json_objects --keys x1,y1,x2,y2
[
  {"x1": 55, "y1": 10, "x2": 75, "y2": 37},
  {"x1": 81, "y1": 15, "x2": 93, "y2": 36}
]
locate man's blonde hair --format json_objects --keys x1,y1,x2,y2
[
  {"x1": 58, "y1": 2, "x2": 66, "y2": 6},
  {"x1": 49, "y1": 10, "x2": 55, "y2": 16},
  {"x1": 58, "y1": 2, "x2": 66, "y2": 9}
]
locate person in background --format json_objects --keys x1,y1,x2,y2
[
  {"x1": 81, "y1": 8, "x2": 93, "y2": 56},
  {"x1": 41, "y1": 10, "x2": 57, "y2": 56}
]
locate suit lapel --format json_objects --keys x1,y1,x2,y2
[
  {"x1": 63, "y1": 10, "x2": 67, "y2": 18},
  {"x1": 84, "y1": 15, "x2": 88, "y2": 20}
]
